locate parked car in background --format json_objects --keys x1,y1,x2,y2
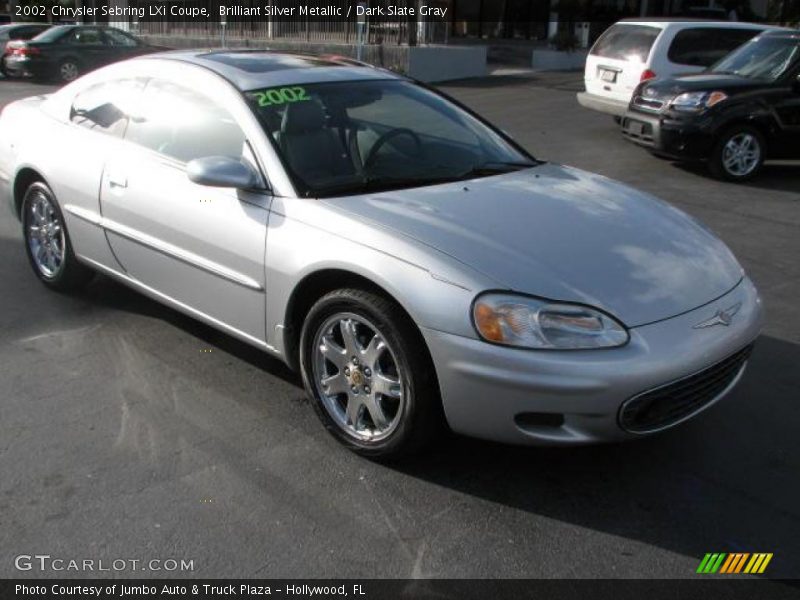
[
  {"x1": 1, "y1": 23, "x2": 50, "y2": 77},
  {"x1": 578, "y1": 19, "x2": 778, "y2": 118},
  {"x1": 621, "y1": 30, "x2": 800, "y2": 181},
  {"x1": 4, "y1": 25, "x2": 159, "y2": 82}
]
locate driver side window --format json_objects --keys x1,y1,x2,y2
[
  {"x1": 124, "y1": 80, "x2": 246, "y2": 164},
  {"x1": 64, "y1": 28, "x2": 104, "y2": 45},
  {"x1": 104, "y1": 29, "x2": 138, "y2": 47}
]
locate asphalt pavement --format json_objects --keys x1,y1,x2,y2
[{"x1": 0, "y1": 73, "x2": 798, "y2": 580}]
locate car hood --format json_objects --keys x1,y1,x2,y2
[
  {"x1": 321, "y1": 164, "x2": 743, "y2": 327},
  {"x1": 641, "y1": 73, "x2": 773, "y2": 100}
]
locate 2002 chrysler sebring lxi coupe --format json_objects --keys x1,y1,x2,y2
[{"x1": 0, "y1": 51, "x2": 763, "y2": 457}]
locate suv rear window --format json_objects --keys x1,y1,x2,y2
[
  {"x1": 591, "y1": 24, "x2": 661, "y2": 62},
  {"x1": 668, "y1": 27, "x2": 762, "y2": 67}
]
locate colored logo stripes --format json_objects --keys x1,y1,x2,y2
[{"x1": 697, "y1": 553, "x2": 773, "y2": 574}]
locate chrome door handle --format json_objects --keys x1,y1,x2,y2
[{"x1": 108, "y1": 173, "x2": 128, "y2": 189}]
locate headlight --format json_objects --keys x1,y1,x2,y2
[
  {"x1": 472, "y1": 293, "x2": 629, "y2": 350},
  {"x1": 670, "y1": 90, "x2": 727, "y2": 112}
]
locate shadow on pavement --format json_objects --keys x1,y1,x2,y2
[
  {"x1": 76, "y1": 274, "x2": 303, "y2": 388},
  {"x1": 673, "y1": 162, "x2": 800, "y2": 195},
  {"x1": 393, "y1": 333, "x2": 800, "y2": 577},
  {"x1": 1, "y1": 231, "x2": 798, "y2": 577},
  {"x1": 70, "y1": 263, "x2": 800, "y2": 577}
]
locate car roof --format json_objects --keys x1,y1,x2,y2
[
  {"x1": 141, "y1": 49, "x2": 403, "y2": 91},
  {"x1": 760, "y1": 29, "x2": 800, "y2": 40},
  {"x1": 616, "y1": 18, "x2": 776, "y2": 29},
  {"x1": 0, "y1": 23, "x2": 48, "y2": 31}
]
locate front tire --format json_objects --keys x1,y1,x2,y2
[
  {"x1": 300, "y1": 288, "x2": 443, "y2": 459},
  {"x1": 709, "y1": 125, "x2": 765, "y2": 182},
  {"x1": 22, "y1": 181, "x2": 93, "y2": 291}
]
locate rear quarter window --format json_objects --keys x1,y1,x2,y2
[
  {"x1": 668, "y1": 27, "x2": 762, "y2": 67},
  {"x1": 590, "y1": 24, "x2": 661, "y2": 62}
]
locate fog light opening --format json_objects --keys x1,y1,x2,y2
[{"x1": 514, "y1": 412, "x2": 565, "y2": 430}]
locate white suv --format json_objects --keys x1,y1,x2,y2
[{"x1": 577, "y1": 19, "x2": 776, "y2": 118}]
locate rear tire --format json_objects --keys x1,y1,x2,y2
[
  {"x1": 300, "y1": 288, "x2": 444, "y2": 459},
  {"x1": 57, "y1": 59, "x2": 80, "y2": 83},
  {"x1": 21, "y1": 181, "x2": 93, "y2": 292},
  {"x1": 708, "y1": 125, "x2": 765, "y2": 182}
]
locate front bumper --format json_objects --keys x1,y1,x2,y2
[
  {"x1": 0, "y1": 172, "x2": 10, "y2": 216},
  {"x1": 577, "y1": 91, "x2": 629, "y2": 117},
  {"x1": 423, "y1": 277, "x2": 763, "y2": 445},
  {"x1": 621, "y1": 109, "x2": 714, "y2": 160}
]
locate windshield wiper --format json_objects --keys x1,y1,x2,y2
[
  {"x1": 309, "y1": 161, "x2": 539, "y2": 198},
  {"x1": 454, "y1": 160, "x2": 539, "y2": 180},
  {"x1": 309, "y1": 174, "x2": 458, "y2": 198}
]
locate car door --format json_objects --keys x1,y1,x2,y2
[
  {"x1": 61, "y1": 27, "x2": 109, "y2": 71},
  {"x1": 101, "y1": 28, "x2": 144, "y2": 63},
  {"x1": 99, "y1": 78, "x2": 272, "y2": 345},
  {"x1": 666, "y1": 27, "x2": 762, "y2": 74},
  {"x1": 47, "y1": 77, "x2": 147, "y2": 271},
  {"x1": 770, "y1": 67, "x2": 800, "y2": 159}
]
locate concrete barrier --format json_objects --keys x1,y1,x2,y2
[
  {"x1": 138, "y1": 36, "x2": 487, "y2": 82},
  {"x1": 407, "y1": 45, "x2": 488, "y2": 82}
]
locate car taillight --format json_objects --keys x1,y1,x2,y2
[
  {"x1": 13, "y1": 46, "x2": 40, "y2": 57},
  {"x1": 640, "y1": 69, "x2": 656, "y2": 82}
]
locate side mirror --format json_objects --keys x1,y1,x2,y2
[{"x1": 186, "y1": 156, "x2": 260, "y2": 189}]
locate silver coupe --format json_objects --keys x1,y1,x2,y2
[{"x1": 0, "y1": 51, "x2": 764, "y2": 457}]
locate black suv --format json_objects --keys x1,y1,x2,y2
[{"x1": 621, "y1": 30, "x2": 800, "y2": 182}]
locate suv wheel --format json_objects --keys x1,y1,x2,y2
[
  {"x1": 709, "y1": 125, "x2": 765, "y2": 182},
  {"x1": 300, "y1": 288, "x2": 443, "y2": 459}
]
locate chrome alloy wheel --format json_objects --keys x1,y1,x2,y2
[
  {"x1": 26, "y1": 190, "x2": 65, "y2": 278},
  {"x1": 312, "y1": 313, "x2": 405, "y2": 442},
  {"x1": 60, "y1": 61, "x2": 79, "y2": 82},
  {"x1": 722, "y1": 133, "x2": 761, "y2": 178}
]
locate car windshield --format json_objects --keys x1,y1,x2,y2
[
  {"x1": 245, "y1": 79, "x2": 537, "y2": 198},
  {"x1": 30, "y1": 26, "x2": 72, "y2": 43},
  {"x1": 710, "y1": 36, "x2": 800, "y2": 81},
  {"x1": 590, "y1": 24, "x2": 661, "y2": 62}
]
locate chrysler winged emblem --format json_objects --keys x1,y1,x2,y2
[{"x1": 693, "y1": 302, "x2": 742, "y2": 329}]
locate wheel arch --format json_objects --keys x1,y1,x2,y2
[
  {"x1": 282, "y1": 268, "x2": 432, "y2": 376},
  {"x1": 713, "y1": 114, "x2": 774, "y2": 154},
  {"x1": 12, "y1": 166, "x2": 48, "y2": 218}
]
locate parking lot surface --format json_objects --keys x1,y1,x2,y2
[{"x1": 1, "y1": 73, "x2": 799, "y2": 579}]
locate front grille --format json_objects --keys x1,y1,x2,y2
[
  {"x1": 619, "y1": 345, "x2": 754, "y2": 434},
  {"x1": 632, "y1": 95, "x2": 664, "y2": 111}
]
